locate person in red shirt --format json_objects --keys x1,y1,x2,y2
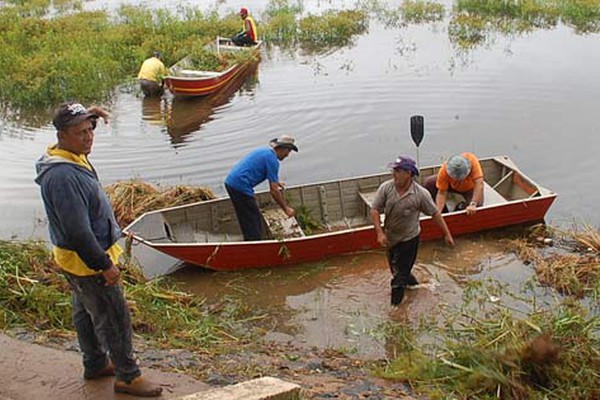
[{"x1": 424, "y1": 153, "x2": 484, "y2": 216}]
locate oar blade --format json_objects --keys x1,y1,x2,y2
[{"x1": 410, "y1": 115, "x2": 424, "y2": 147}]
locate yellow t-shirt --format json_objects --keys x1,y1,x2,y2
[{"x1": 137, "y1": 57, "x2": 168, "y2": 82}]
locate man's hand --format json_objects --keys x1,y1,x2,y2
[
  {"x1": 466, "y1": 202, "x2": 477, "y2": 216},
  {"x1": 284, "y1": 206, "x2": 295, "y2": 218},
  {"x1": 102, "y1": 264, "x2": 120, "y2": 286},
  {"x1": 376, "y1": 231, "x2": 388, "y2": 247},
  {"x1": 87, "y1": 106, "x2": 110, "y2": 124}
]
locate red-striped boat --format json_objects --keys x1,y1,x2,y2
[
  {"x1": 123, "y1": 156, "x2": 556, "y2": 271},
  {"x1": 164, "y1": 37, "x2": 262, "y2": 98}
]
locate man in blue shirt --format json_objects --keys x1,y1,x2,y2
[{"x1": 225, "y1": 135, "x2": 298, "y2": 240}]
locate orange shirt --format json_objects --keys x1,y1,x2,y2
[{"x1": 436, "y1": 152, "x2": 483, "y2": 192}]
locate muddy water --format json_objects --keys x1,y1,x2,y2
[
  {"x1": 1, "y1": 1, "x2": 598, "y2": 358},
  {"x1": 172, "y1": 230, "x2": 529, "y2": 358}
]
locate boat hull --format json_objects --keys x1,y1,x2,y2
[
  {"x1": 124, "y1": 156, "x2": 557, "y2": 271},
  {"x1": 141, "y1": 195, "x2": 555, "y2": 271},
  {"x1": 165, "y1": 39, "x2": 261, "y2": 98}
]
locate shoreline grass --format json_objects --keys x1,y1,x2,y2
[{"x1": 0, "y1": 239, "x2": 262, "y2": 351}]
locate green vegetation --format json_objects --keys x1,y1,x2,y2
[
  {"x1": 449, "y1": 0, "x2": 600, "y2": 49},
  {"x1": 0, "y1": 1, "x2": 369, "y2": 115},
  {"x1": 375, "y1": 226, "x2": 600, "y2": 399},
  {"x1": 0, "y1": 240, "x2": 260, "y2": 350}
]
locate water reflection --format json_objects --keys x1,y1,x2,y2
[{"x1": 140, "y1": 64, "x2": 259, "y2": 146}]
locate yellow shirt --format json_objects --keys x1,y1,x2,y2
[
  {"x1": 47, "y1": 145, "x2": 123, "y2": 276},
  {"x1": 137, "y1": 57, "x2": 168, "y2": 82}
]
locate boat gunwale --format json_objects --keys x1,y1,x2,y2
[{"x1": 164, "y1": 40, "x2": 263, "y2": 82}]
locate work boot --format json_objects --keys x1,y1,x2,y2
[
  {"x1": 114, "y1": 376, "x2": 163, "y2": 397},
  {"x1": 406, "y1": 274, "x2": 419, "y2": 287},
  {"x1": 391, "y1": 287, "x2": 404, "y2": 306},
  {"x1": 84, "y1": 359, "x2": 115, "y2": 380}
]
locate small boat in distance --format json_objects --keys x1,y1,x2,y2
[
  {"x1": 123, "y1": 156, "x2": 557, "y2": 271},
  {"x1": 164, "y1": 37, "x2": 262, "y2": 98}
]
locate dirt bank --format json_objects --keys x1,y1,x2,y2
[{"x1": 0, "y1": 330, "x2": 417, "y2": 399}]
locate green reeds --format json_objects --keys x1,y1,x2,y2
[
  {"x1": 1, "y1": 2, "x2": 370, "y2": 115},
  {"x1": 0, "y1": 240, "x2": 259, "y2": 350},
  {"x1": 378, "y1": 280, "x2": 600, "y2": 399}
]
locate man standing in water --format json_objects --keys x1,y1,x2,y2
[
  {"x1": 137, "y1": 51, "x2": 168, "y2": 97},
  {"x1": 232, "y1": 7, "x2": 258, "y2": 46},
  {"x1": 35, "y1": 102, "x2": 162, "y2": 397},
  {"x1": 225, "y1": 135, "x2": 298, "y2": 241},
  {"x1": 370, "y1": 156, "x2": 454, "y2": 306}
]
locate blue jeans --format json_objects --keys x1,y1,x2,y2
[{"x1": 64, "y1": 272, "x2": 141, "y2": 383}]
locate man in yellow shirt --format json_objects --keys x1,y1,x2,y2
[{"x1": 137, "y1": 51, "x2": 168, "y2": 96}]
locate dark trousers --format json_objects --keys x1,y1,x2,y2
[
  {"x1": 225, "y1": 184, "x2": 263, "y2": 241},
  {"x1": 64, "y1": 272, "x2": 141, "y2": 383},
  {"x1": 231, "y1": 33, "x2": 256, "y2": 47},
  {"x1": 423, "y1": 175, "x2": 476, "y2": 213},
  {"x1": 139, "y1": 79, "x2": 164, "y2": 97},
  {"x1": 387, "y1": 235, "x2": 420, "y2": 305}
]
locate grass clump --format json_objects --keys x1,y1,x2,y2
[
  {"x1": 377, "y1": 279, "x2": 600, "y2": 399},
  {"x1": 298, "y1": 10, "x2": 369, "y2": 53},
  {"x1": 261, "y1": 0, "x2": 369, "y2": 54},
  {"x1": 104, "y1": 179, "x2": 216, "y2": 228},
  {"x1": 0, "y1": 240, "x2": 260, "y2": 350},
  {"x1": 448, "y1": 0, "x2": 600, "y2": 50},
  {"x1": 507, "y1": 224, "x2": 600, "y2": 298}
]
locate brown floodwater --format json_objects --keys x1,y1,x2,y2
[
  {"x1": 1, "y1": 0, "x2": 598, "y2": 358},
  {"x1": 170, "y1": 228, "x2": 535, "y2": 358}
]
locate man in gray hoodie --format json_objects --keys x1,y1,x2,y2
[{"x1": 35, "y1": 101, "x2": 162, "y2": 397}]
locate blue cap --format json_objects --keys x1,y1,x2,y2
[{"x1": 387, "y1": 155, "x2": 419, "y2": 176}]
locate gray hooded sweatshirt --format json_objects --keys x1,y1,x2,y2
[{"x1": 35, "y1": 152, "x2": 121, "y2": 272}]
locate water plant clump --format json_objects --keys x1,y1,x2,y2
[
  {"x1": 104, "y1": 179, "x2": 215, "y2": 228},
  {"x1": 506, "y1": 224, "x2": 600, "y2": 298},
  {"x1": 376, "y1": 277, "x2": 600, "y2": 399}
]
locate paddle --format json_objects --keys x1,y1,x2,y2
[{"x1": 410, "y1": 115, "x2": 424, "y2": 180}]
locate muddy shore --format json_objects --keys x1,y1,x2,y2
[{"x1": 1, "y1": 327, "x2": 416, "y2": 399}]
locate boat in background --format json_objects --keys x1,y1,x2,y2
[
  {"x1": 123, "y1": 156, "x2": 557, "y2": 271},
  {"x1": 164, "y1": 37, "x2": 262, "y2": 98}
]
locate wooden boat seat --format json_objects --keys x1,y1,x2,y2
[
  {"x1": 483, "y1": 181, "x2": 508, "y2": 206},
  {"x1": 358, "y1": 191, "x2": 377, "y2": 208},
  {"x1": 261, "y1": 207, "x2": 305, "y2": 239}
]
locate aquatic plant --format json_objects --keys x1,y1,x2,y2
[
  {"x1": 377, "y1": 278, "x2": 600, "y2": 399},
  {"x1": 507, "y1": 224, "x2": 600, "y2": 298},
  {"x1": 0, "y1": 240, "x2": 259, "y2": 349},
  {"x1": 0, "y1": 2, "x2": 372, "y2": 115},
  {"x1": 104, "y1": 179, "x2": 215, "y2": 228}
]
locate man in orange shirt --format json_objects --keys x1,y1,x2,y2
[{"x1": 424, "y1": 153, "x2": 484, "y2": 216}]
